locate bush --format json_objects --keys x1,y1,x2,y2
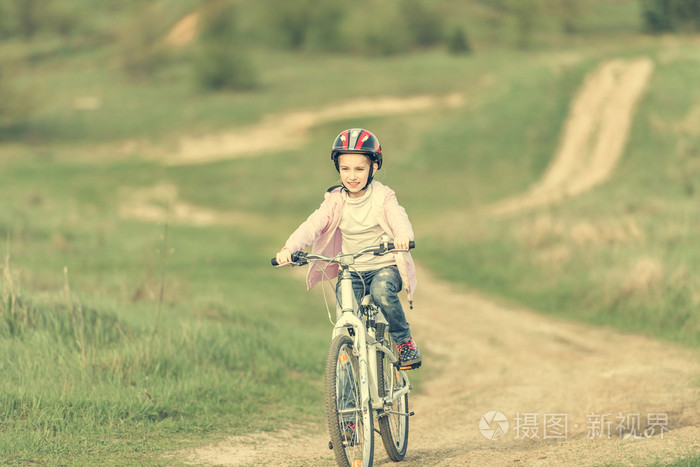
[
  {"x1": 357, "y1": 3, "x2": 412, "y2": 56},
  {"x1": 194, "y1": 0, "x2": 258, "y2": 91},
  {"x1": 194, "y1": 46, "x2": 258, "y2": 91},
  {"x1": 639, "y1": 0, "x2": 700, "y2": 33},
  {"x1": 363, "y1": 20, "x2": 411, "y2": 56},
  {"x1": 399, "y1": 0, "x2": 445, "y2": 47},
  {"x1": 304, "y1": 2, "x2": 347, "y2": 52},
  {"x1": 446, "y1": 26, "x2": 472, "y2": 55},
  {"x1": 259, "y1": 0, "x2": 346, "y2": 51},
  {"x1": 266, "y1": 0, "x2": 311, "y2": 50}
]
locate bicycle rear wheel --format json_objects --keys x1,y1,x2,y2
[
  {"x1": 376, "y1": 325, "x2": 409, "y2": 462},
  {"x1": 325, "y1": 334, "x2": 374, "y2": 467}
]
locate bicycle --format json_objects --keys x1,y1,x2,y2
[{"x1": 271, "y1": 240, "x2": 416, "y2": 467}]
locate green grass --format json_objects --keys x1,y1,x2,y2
[
  {"x1": 0, "y1": 211, "x2": 331, "y2": 464},
  {"x1": 1, "y1": 1, "x2": 699, "y2": 464}
]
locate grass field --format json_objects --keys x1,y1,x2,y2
[{"x1": 1, "y1": 1, "x2": 700, "y2": 464}]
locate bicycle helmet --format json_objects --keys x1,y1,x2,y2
[
  {"x1": 330, "y1": 128, "x2": 383, "y2": 170},
  {"x1": 330, "y1": 128, "x2": 383, "y2": 191}
]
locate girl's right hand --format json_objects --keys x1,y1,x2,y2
[{"x1": 276, "y1": 247, "x2": 293, "y2": 265}]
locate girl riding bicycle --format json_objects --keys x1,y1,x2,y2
[
  {"x1": 276, "y1": 128, "x2": 422, "y2": 368},
  {"x1": 275, "y1": 128, "x2": 421, "y2": 369}
]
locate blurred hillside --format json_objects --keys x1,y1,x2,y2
[{"x1": 2, "y1": 0, "x2": 697, "y2": 143}]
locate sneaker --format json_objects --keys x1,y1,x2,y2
[
  {"x1": 341, "y1": 421, "x2": 356, "y2": 444},
  {"x1": 397, "y1": 337, "x2": 422, "y2": 370}
]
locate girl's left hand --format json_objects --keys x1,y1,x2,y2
[{"x1": 393, "y1": 236, "x2": 410, "y2": 251}]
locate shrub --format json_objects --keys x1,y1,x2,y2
[
  {"x1": 194, "y1": 46, "x2": 258, "y2": 91},
  {"x1": 194, "y1": 0, "x2": 258, "y2": 91},
  {"x1": 258, "y1": 0, "x2": 346, "y2": 51},
  {"x1": 639, "y1": 0, "x2": 700, "y2": 33},
  {"x1": 446, "y1": 26, "x2": 472, "y2": 55},
  {"x1": 304, "y1": 2, "x2": 347, "y2": 52},
  {"x1": 399, "y1": 0, "x2": 445, "y2": 47},
  {"x1": 359, "y1": 4, "x2": 411, "y2": 56}
]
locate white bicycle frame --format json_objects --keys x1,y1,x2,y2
[{"x1": 331, "y1": 253, "x2": 411, "y2": 413}]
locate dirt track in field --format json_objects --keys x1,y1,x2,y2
[
  {"x1": 488, "y1": 58, "x2": 654, "y2": 216},
  {"x1": 177, "y1": 58, "x2": 700, "y2": 465}
]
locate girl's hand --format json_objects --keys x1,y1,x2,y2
[
  {"x1": 276, "y1": 247, "x2": 293, "y2": 265},
  {"x1": 393, "y1": 236, "x2": 410, "y2": 251}
]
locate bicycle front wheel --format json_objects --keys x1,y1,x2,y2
[
  {"x1": 376, "y1": 327, "x2": 409, "y2": 461},
  {"x1": 325, "y1": 334, "x2": 374, "y2": 467}
]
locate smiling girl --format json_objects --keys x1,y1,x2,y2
[{"x1": 274, "y1": 128, "x2": 422, "y2": 369}]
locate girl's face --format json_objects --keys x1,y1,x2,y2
[{"x1": 337, "y1": 153, "x2": 378, "y2": 198}]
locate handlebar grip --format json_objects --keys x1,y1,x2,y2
[
  {"x1": 387, "y1": 241, "x2": 415, "y2": 250},
  {"x1": 271, "y1": 251, "x2": 308, "y2": 266}
]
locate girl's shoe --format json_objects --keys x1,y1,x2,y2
[{"x1": 397, "y1": 337, "x2": 422, "y2": 370}]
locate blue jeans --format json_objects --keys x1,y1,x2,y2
[{"x1": 336, "y1": 266, "x2": 412, "y2": 345}]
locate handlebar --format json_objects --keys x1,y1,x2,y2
[
  {"x1": 270, "y1": 250, "x2": 308, "y2": 267},
  {"x1": 270, "y1": 241, "x2": 415, "y2": 266}
]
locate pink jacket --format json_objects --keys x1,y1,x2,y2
[{"x1": 284, "y1": 181, "x2": 417, "y2": 300}]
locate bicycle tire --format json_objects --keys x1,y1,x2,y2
[
  {"x1": 325, "y1": 334, "x2": 374, "y2": 467},
  {"x1": 376, "y1": 324, "x2": 409, "y2": 462}
]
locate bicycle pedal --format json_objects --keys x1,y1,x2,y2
[{"x1": 398, "y1": 361, "x2": 422, "y2": 371}]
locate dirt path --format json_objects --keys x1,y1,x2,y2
[
  {"x1": 163, "y1": 12, "x2": 199, "y2": 48},
  {"x1": 489, "y1": 58, "x2": 654, "y2": 215},
  {"x1": 181, "y1": 266, "x2": 700, "y2": 466},
  {"x1": 158, "y1": 94, "x2": 463, "y2": 166},
  {"x1": 117, "y1": 182, "x2": 267, "y2": 228}
]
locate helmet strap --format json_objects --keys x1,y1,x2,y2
[{"x1": 362, "y1": 164, "x2": 375, "y2": 191}]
